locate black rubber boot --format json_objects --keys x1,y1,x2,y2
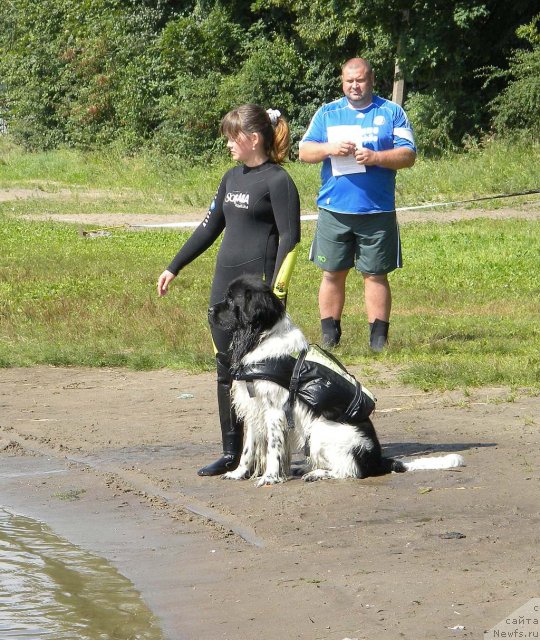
[
  {"x1": 321, "y1": 317, "x2": 342, "y2": 348},
  {"x1": 369, "y1": 319, "x2": 390, "y2": 352},
  {"x1": 197, "y1": 356, "x2": 243, "y2": 477}
]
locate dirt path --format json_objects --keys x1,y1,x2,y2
[
  {"x1": 2, "y1": 185, "x2": 540, "y2": 228},
  {"x1": 1, "y1": 366, "x2": 539, "y2": 639},
  {"x1": 14, "y1": 203, "x2": 540, "y2": 229}
]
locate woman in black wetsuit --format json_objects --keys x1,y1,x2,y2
[{"x1": 157, "y1": 104, "x2": 301, "y2": 476}]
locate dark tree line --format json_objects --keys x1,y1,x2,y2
[{"x1": 0, "y1": 0, "x2": 538, "y2": 157}]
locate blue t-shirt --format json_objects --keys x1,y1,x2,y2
[{"x1": 301, "y1": 95, "x2": 416, "y2": 214}]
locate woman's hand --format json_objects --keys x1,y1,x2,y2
[{"x1": 157, "y1": 270, "x2": 176, "y2": 297}]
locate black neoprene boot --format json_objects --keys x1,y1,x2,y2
[
  {"x1": 321, "y1": 317, "x2": 342, "y2": 348},
  {"x1": 197, "y1": 357, "x2": 243, "y2": 477},
  {"x1": 369, "y1": 318, "x2": 390, "y2": 352}
]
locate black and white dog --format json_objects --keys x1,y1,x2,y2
[{"x1": 209, "y1": 275, "x2": 465, "y2": 486}]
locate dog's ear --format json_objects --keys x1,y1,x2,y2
[{"x1": 243, "y1": 286, "x2": 284, "y2": 332}]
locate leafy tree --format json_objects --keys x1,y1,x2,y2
[
  {"x1": 151, "y1": 5, "x2": 245, "y2": 159},
  {"x1": 0, "y1": 0, "x2": 164, "y2": 149},
  {"x1": 405, "y1": 91, "x2": 458, "y2": 154},
  {"x1": 1, "y1": 0, "x2": 538, "y2": 155},
  {"x1": 485, "y1": 16, "x2": 540, "y2": 136}
]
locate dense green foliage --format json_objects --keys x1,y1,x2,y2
[
  {"x1": 484, "y1": 17, "x2": 540, "y2": 137},
  {"x1": 0, "y1": 1, "x2": 538, "y2": 157}
]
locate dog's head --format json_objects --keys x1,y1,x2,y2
[
  {"x1": 209, "y1": 274, "x2": 285, "y2": 333},
  {"x1": 209, "y1": 275, "x2": 286, "y2": 364}
]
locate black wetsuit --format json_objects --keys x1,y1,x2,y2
[{"x1": 167, "y1": 161, "x2": 301, "y2": 354}]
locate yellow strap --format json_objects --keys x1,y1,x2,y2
[{"x1": 272, "y1": 246, "x2": 298, "y2": 300}]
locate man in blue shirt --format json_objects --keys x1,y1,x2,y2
[{"x1": 299, "y1": 57, "x2": 416, "y2": 351}]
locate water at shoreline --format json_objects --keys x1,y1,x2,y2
[{"x1": 0, "y1": 508, "x2": 164, "y2": 640}]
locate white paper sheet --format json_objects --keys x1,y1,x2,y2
[{"x1": 327, "y1": 125, "x2": 366, "y2": 176}]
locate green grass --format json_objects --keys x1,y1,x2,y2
[
  {"x1": 0, "y1": 138, "x2": 232, "y2": 212},
  {"x1": 389, "y1": 220, "x2": 540, "y2": 389},
  {"x1": 397, "y1": 139, "x2": 540, "y2": 206},
  {"x1": 1, "y1": 213, "x2": 539, "y2": 390},
  {"x1": 1, "y1": 137, "x2": 539, "y2": 214},
  {"x1": 0, "y1": 217, "x2": 215, "y2": 371},
  {"x1": 1, "y1": 137, "x2": 539, "y2": 389}
]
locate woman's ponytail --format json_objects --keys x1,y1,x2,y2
[{"x1": 267, "y1": 110, "x2": 290, "y2": 164}]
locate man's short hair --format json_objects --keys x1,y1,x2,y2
[{"x1": 341, "y1": 57, "x2": 373, "y2": 75}]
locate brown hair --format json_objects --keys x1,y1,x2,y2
[{"x1": 220, "y1": 103, "x2": 291, "y2": 164}]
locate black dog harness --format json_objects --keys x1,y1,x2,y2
[{"x1": 232, "y1": 344, "x2": 376, "y2": 429}]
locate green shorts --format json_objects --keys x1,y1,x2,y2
[{"x1": 309, "y1": 208, "x2": 402, "y2": 275}]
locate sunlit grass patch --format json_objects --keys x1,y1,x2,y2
[
  {"x1": 1, "y1": 186, "x2": 539, "y2": 389},
  {"x1": 290, "y1": 218, "x2": 540, "y2": 389},
  {"x1": 0, "y1": 218, "x2": 218, "y2": 371},
  {"x1": 2, "y1": 137, "x2": 539, "y2": 214}
]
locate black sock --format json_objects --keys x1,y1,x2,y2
[
  {"x1": 369, "y1": 319, "x2": 389, "y2": 352},
  {"x1": 321, "y1": 317, "x2": 341, "y2": 347}
]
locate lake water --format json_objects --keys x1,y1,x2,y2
[{"x1": 0, "y1": 508, "x2": 164, "y2": 640}]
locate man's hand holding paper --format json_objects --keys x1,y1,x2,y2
[{"x1": 327, "y1": 125, "x2": 367, "y2": 175}]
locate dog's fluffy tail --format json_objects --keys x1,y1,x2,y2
[{"x1": 401, "y1": 453, "x2": 465, "y2": 471}]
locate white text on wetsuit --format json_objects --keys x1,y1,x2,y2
[{"x1": 224, "y1": 191, "x2": 250, "y2": 209}]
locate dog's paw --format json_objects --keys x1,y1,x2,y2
[
  {"x1": 302, "y1": 469, "x2": 332, "y2": 482},
  {"x1": 223, "y1": 468, "x2": 249, "y2": 480},
  {"x1": 256, "y1": 473, "x2": 286, "y2": 487},
  {"x1": 301, "y1": 471, "x2": 320, "y2": 482}
]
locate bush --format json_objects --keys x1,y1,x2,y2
[
  {"x1": 0, "y1": 0, "x2": 164, "y2": 150},
  {"x1": 1, "y1": 1, "x2": 538, "y2": 156},
  {"x1": 218, "y1": 35, "x2": 303, "y2": 120},
  {"x1": 490, "y1": 46, "x2": 540, "y2": 135},
  {"x1": 488, "y1": 17, "x2": 540, "y2": 137},
  {"x1": 404, "y1": 91, "x2": 457, "y2": 156}
]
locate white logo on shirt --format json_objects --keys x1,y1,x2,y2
[
  {"x1": 374, "y1": 115, "x2": 385, "y2": 125},
  {"x1": 225, "y1": 191, "x2": 250, "y2": 209}
]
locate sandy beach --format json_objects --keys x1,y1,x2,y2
[{"x1": 1, "y1": 364, "x2": 539, "y2": 639}]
